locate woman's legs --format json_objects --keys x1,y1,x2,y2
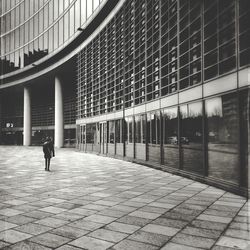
[{"x1": 47, "y1": 158, "x2": 51, "y2": 171}]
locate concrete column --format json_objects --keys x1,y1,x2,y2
[
  {"x1": 55, "y1": 76, "x2": 64, "y2": 148},
  {"x1": 23, "y1": 87, "x2": 31, "y2": 146}
]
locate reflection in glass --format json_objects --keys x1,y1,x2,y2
[
  {"x1": 180, "y1": 102, "x2": 203, "y2": 174},
  {"x1": 108, "y1": 120, "x2": 115, "y2": 144},
  {"x1": 206, "y1": 95, "x2": 239, "y2": 184},
  {"x1": 147, "y1": 112, "x2": 161, "y2": 164},
  {"x1": 163, "y1": 107, "x2": 179, "y2": 168}
]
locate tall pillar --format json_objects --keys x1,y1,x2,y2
[
  {"x1": 55, "y1": 76, "x2": 64, "y2": 148},
  {"x1": 23, "y1": 86, "x2": 31, "y2": 146}
]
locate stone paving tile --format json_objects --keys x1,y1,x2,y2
[
  {"x1": 53, "y1": 212, "x2": 84, "y2": 222},
  {"x1": 4, "y1": 214, "x2": 37, "y2": 225},
  {"x1": 105, "y1": 222, "x2": 140, "y2": 234},
  {"x1": 52, "y1": 225, "x2": 89, "y2": 239},
  {"x1": 0, "y1": 220, "x2": 17, "y2": 232},
  {"x1": 128, "y1": 230, "x2": 170, "y2": 247},
  {"x1": 161, "y1": 242, "x2": 204, "y2": 250},
  {"x1": 181, "y1": 226, "x2": 222, "y2": 239},
  {"x1": 212, "y1": 246, "x2": 236, "y2": 250},
  {"x1": 2, "y1": 240, "x2": 52, "y2": 250},
  {"x1": 88, "y1": 228, "x2": 128, "y2": 243},
  {"x1": 29, "y1": 232, "x2": 71, "y2": 248},
  {"x1": 128, "y1": 211, "x2": 161, "y2": 220},
  {"x1": 0, "y1": 229, "x2": 32, "y2": 243},
  {"x1": 23, "y1": 210, "x2": 54, "y2": 219},
  {"x1": 141, "y1": 224, "x2": 179, "y2": 236},
  {"x1": 34, "y1": 217, "x2": 68, "y2": 228},
  {"x1": 224, "y1": 228, "x2": 250, "y2": 240},
  {"x1": 111, "y1": 239, "x2": 158, "y2": 250},
  {"x1": 15, "y1": 222, "x2": 52, "y2": 235},
  {"x1": 197, "y1": 214, "x2": 232, "y2": 224},
  {"x1": 84, "y1": 214, "x2": 117, "y2": 224},
  {"x1": 117, "y1": 215, "x2": 152, "y2": 227},
  {"x1": 172, "y1": 233, "x2": 216, "y2": 249},
  {"x1": 0, "y1": 241, "x2": 10, "y2": 248},
  {"x1": 0, "y1": 208, "x2": 24, "y2": 217},
  {"x1": 191, "y1": 219, "x2": 228, "y2": 231},
  {"x1": 215, "y1": 236, "x2": 250, "y2": 249},
  {"x1": 69, "y1": 235, "x2": 114, "y2": 249},
  {"x1": 69, "y1": 219, "x2": 104, "y2": 231},
  {"x1": 56, "y1": 245, "x2": 83, "y2": 250}
]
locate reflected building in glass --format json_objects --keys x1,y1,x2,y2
[{"x1": 0, "y1": 0, "x2": 250, "y2": 196}]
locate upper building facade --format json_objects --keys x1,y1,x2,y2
[{"x1": 0, "y1": 0, "x2": 250, "y2": 196}]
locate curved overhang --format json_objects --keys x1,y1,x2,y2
[{"x1": 0, "y1": 0, "x2": 125, "y2": 90}]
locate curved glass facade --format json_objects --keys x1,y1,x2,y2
[
  {"x1": 77, "y1": 0, "x2": 250, "y2": 118},
  {"x1": 0, "y1": 0, "x2": 105, "y2": 75}
]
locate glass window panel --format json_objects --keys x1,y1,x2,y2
[
  {"x1": 29, "y1": 19, "x2": 33, "y2": 40},
  {"x1": 69, "y1": 5, "x2": 74, "y2": 37},
  {"x1": 39, "y1": 9, "x2": 43, "y2": 33},
  {"x1": 135, "y1": 115, "x2": 141, "y2": 143},
  {"x1": 206, "y1": 94, "x2": 239, "y2": 184},
  {"x1": 0, "y1": 37, "x2": 5, "y2": 55},
  {"x1": 81, "y1": 0, "x2": 86, "y2": 25},
  {"x1": 14, "y1": 50, "x2": 20, "y2": 67},
  {"x1": 10, "y1": 32, "x2": 15, "y2": 51},
  {"x1": 19, "y1": 47, "x2": 24, "y2": 67},
  {"x1": 20, "y1": 2, "x2": 24, "y2": 23},
  {"x1": 75, "y1": 0, "x2": 80, "y2": 31},
  {"x1": 64, "y1": 11, "x2": 69, "y2": 41},
  {"x1": 10, "y1": 9, "x2": 15, "y2": 30},
  {"x1": 163, "y1": 107, "x2": 179, "y2": 168},
  {"x1": 38, "y1": 34, "x2": 44, "y2": 51},
  {"x1": 15, "y1": 5, "x2": 20, "y2": 26},
  {"x1": 108, "y1": 120, "x2": 115, "y2": 143},
  {"x1": 5, "y1": 13, "x2": 11, "y2": 32},
  {"x1": 115, "y1": 120, "x2": 122, "y2": 143},
  {"x1": 59, "y1": 0, "x2": 64, "y2": 15},
  {"x1": 44, "y1": 4, "x2": 48, "y2": 29},
  {"x1": 64, "y1": 0, "x2": 69, "y2": 9},
  {"x1": 54, "y1": 0, "x2": 59, "y2": 20},
  {"x1": 24, "y1": 22, "x2": 29, "y2": 43},
  {"x1": 87, "y1": 0, "x2": 93, "y2": 18},
  {"x1": 53, "y1": 22, "x2": 58, "y2": 50},
  {"x1": 34, "y1": 0, "x2": 39, "y2": 12},
  {"x1": 29, "y1": 0, "x2": 34, "y2": 15},
  {"x1": 93, "y1": 0, "x2": 99, "y2": 10},
  {"x1": 34, "y1": 13, "x2": 39, "y2": 38},
  {"x1": 48, "y1": 0, "x2": 53, "y2": 25},
  {"x1": 34, "y1": 38, "x2": 39, "y2": 51},
  {"x1": 43, "y1": 31, "x2": 48, "y2": 51},
  {"x1": 1, "y1": 16, "x2": 6, "y2": 34},
  {"x1": 48, "y1": 28, "x2": 53, "y2": 52},
  {"x1": 20, "y1": 25, "x2": 24, "y2": 46},
  {"x1": 58, "y1": 18, "x2": 64, "y2": 46},
  {"x1": 5, "y1": 34, "x2": 10, "y2": 53},
  {"x1": 180, "y1": 102, "x2": 203, "y2": 175},
  {"x1": 25, "y1": 0, "x2": 30, "y2": 20}
]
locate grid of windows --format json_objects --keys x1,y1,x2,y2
[
  {"x1": 203, "y1": 0, "x2": 236, "y2": 80},
  {"x1": 76, "y1": 0, "x2": 249, "y2": 119},
  {"x1": 0, "y1": 0, "x2": 104, "y2": 75}
]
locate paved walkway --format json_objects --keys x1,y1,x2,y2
[{"x1": 0, "y1": 146, "x2": 249, "y2": 250}]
